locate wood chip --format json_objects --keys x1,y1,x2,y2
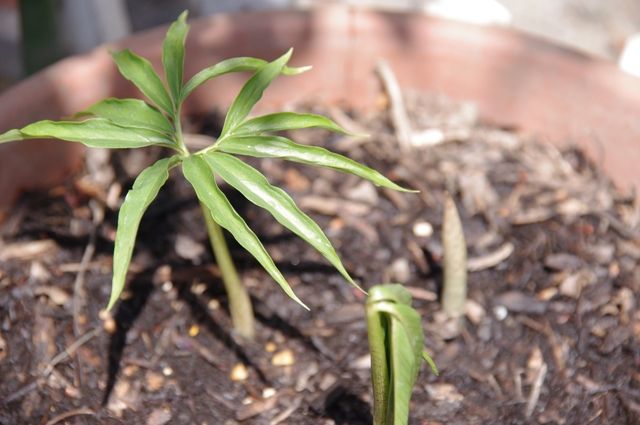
[
  {"x1": 235, "y1": 395, "x2": 278, "y2": 422},
  {"x1": 495, "y1": 291, "x2": 547, "y2": 315},
  {"x1": 0, "y1": 239, "x2": 58, "y2": 261}
]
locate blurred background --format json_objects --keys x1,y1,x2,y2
[{"x1": 1, "y1": 0, "x2": 640, "y2": 90}]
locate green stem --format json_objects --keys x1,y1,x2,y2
[
  {"x1": 201, "y1": 202, "x2": 255, "y2": 340},
  {"x1": 367, "y1": 304, "x2": 390, "y2": 425}
]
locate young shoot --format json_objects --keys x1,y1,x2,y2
[{"x1": 0, "y1": 11, "x2": 415, "y2": 339}]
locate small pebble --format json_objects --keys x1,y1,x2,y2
[
  {"x1": 188, "y1": 325, "x2": 200, "y2": 337},
  {"x1": 388, "y1": 258, "x2": 411, "y2": 283},
  {"x1": 162, "y1": 367, "x2": 173, "y2": 377},
  {"x1": 464, "y1": 299, "x2": 486, "y2": 325},
  {"x1": 230, "y1": 363, "x2": 249, "y2": 381},
  {"x1": 265, "y1": 342, "x2": 277, "y2": 353},
  {"x1": 493, "y1": 305, "x2": 508, "y2": 321},
  {"x1": 161, "y1": 281, "x2": 173, "y2": 293},
  {"x1": 413, "y1": 221, "x2": 434, "y2": 238},
  {"x1": 272, "y1": 349, "x2": 295, "y2": 366},
  {"x1": 262, "y1": 387, "x2": 276, "y2": 398},
  {"x1": 191, "y1": 282, "x2": 207, "y2": 295},
  {"x1": 207, "y1": 299, "x2": 220, "y2": 310},
  {"x1": 145, "y1": 371, "x2": 165, "y2": 392}
]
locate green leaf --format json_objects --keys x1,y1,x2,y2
[
  {"x1": 108, "y1": 156, "x2": 178, "y2": 310},
  {"x1": 367, "y1": 284, "x2": 432, "y2": 425},
  {"x1": 182, "y1": 155, "x2": 308, "y2": 309},
  {"x1": 0, "y1": 129, "x2": 27, "y2": 144},
  {"x1": 181, "y1": 57, "x2": 310, "y2": 102},
  {"x1": 203, "y1": 152, "x2": 360, "y2": 291},
  {"x1": 380, "y1": 302, "x2": 424, "y2": 425},
  {"x1": 18, "y1": 118, "x2": 175, "y2": 149},
  {"x1": 162, "y1": 10, "x2": 189, "y2": 103},
  {"x1": 217, "y1": 135, "x2": 416, "y2": 192},
  {"x1": 220, "y1": 49, "x2": 292, "y2": 137},
  {"x1": 233, "y1": 112, "x2": 349, "y2": 136},
  {"x1": 112, "y1": 49, "x2": 174, "y2": 114},
  {"x1": 81, "y1": 98, "x2": 174, "y2": 136}
]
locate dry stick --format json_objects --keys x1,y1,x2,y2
[
  {"x1": 269, "y1": 396, "x2": 303, "y2": 425},
  {"x1": 73, "y1": 201, "x2": 104, "y2": 337},
  {"x1": 44, "y1": 407, "x2": 95, "y2": 425},
  {"x1": 467, "y1": 242, "x2": 514, "y2": 271},
  {"x1": 525, "y1": 362, "x2": 548, "y2": 418},
  {"x1": 71, "y1": 200, "x2": 103, "y2": 387},
  {"x1": 375, "y1": 59, "x2": 413, "y2": 153}
]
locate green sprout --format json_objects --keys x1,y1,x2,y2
[
  {"x1": 366, "y1": 284, "x2": 438, "y2": 425},
  {"x1": 0, "y1": 11, "x2": 414, "y2": 340}
]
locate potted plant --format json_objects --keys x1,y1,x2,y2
[{"x1": 1, "y1": 5, "x2": 638, "y2": 424}]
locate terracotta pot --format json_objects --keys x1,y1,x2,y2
[{"x1": 1, "y1": 5, "x2": 638, "y2": 218}]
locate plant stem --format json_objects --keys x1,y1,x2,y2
[
  {"x1": 366, "y1": 304, "x2": 390, "y2": 425},
  {"x1": 201, "y1": 202, "x2": 256, "y2": 340}
]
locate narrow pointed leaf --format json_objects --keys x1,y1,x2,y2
[
  {"x1": 81, "y1": 98, "x2": 174, "y2": 135},
  {"x1": 422, "y1": 350, "x2": 439, "y2": 375},
  {"x1": 162, "y1": 10, "x2": 189, "y2": 102},
  {"x1": 182, "y1": 57, "x2": 309, "y2": 101},
  {"x1": 19, "y1": 118, "x2": 175, "y2": 149},
  {"x1": 0, "y1": 129, "x2": 27, "y2": 144},
  {"x1": 218, "y1": 135, "x2": 416, "y2": 192},
  {"x1": 379, "y1": 302, "x2": 424, "y2": 425},
  {"x1": 112, "y1": 49, "x2": 174, "y2": 114},
  {"x1": 234, "y1": 112, "x2": 349, "y2": 136},
  {"x1": 182, "y1": 155, "x2": 308, "y2": 309},
  {"x1": 108, "y1": 156, "x2": 178, "y2": 309},
  {"x1": 220, "y1": 49, "x2": 292, "y2": 137},
  {"x1": 204, "y1": 152, "x2": 359, "y2": 290}
]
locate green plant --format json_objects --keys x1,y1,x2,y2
[
  {"x1": 366, "y1": 284, "x2": 438, "y2": 425},
  {"x1": 0, "y1": 11, "x2": 413, "y2": 339}
]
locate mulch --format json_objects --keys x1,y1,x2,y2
[{"x1": 0, "y1": 89, "x2": 639, "y2": 424}]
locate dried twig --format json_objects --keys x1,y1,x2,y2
[
  {"x1": 44, "y1": 407, "x2": 94, "y2": 425},
  {"x1": 467, "y1": 242, "x2": 514, "y2": 271},
  {"x1": 270, "y1": 396, "x2": 302, "y2": 425},
  {"x1": 525, "y1": 362, "x2": 548, "y2": 418},
  {"x1": 375, "y1": 59, "x2": 413, "y2": 153}
]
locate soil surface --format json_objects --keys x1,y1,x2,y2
[{"x1": 0, "y1": 92, "x2": 639, "y2": 425}]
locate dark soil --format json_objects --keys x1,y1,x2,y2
[{"x1": 1, "y1": 92, "x2": 639, "y2": 425}]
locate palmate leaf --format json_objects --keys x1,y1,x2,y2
[
  {"x1": 162, "y1": 10, "x2": 189, "y2": 103},
  {"x1": 181, "y1": 57, "x2": 310, "y2": 102},
  {"x1": 108, "y1": 156, "x2": 178, "y2": 310},
  {"x1": 81, "y1": 98, "x2": 174, "y2": 136},
  {"x1": 233, "y1": 112, "x2": 350, "y2": 136},
  {"x1": 3, "y1": 118, "x2": 175, "y2": 149},
  {"x1": 112, "y1": 49, "x2": 174, "y2": 115},
  {"x1": 182, "y1": 155, "x2": 308, "y2": 309},
  {"x1": 203, "y1": 152, "x2": 360, "y2": 291},
  {"x1": 220, "y1": 49, "x2": 292, "y2": 138},
  {"x1": 217, "y1": 135, "x2": 415, "y2": 192},
  {"x1": 366, "y1": 284, "x2": 433, "y2": 425}
]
